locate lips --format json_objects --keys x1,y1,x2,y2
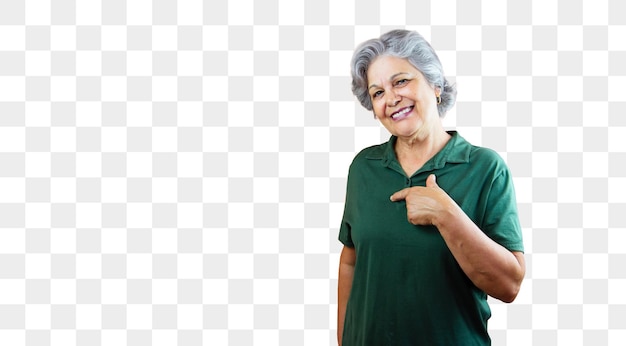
[{"x1": 390, "y1": 106, "x2": 413, "y2": 120}]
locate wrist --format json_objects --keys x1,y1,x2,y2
[{"x1": 432, "y1": 198, "x2": 458, "y2": 230}]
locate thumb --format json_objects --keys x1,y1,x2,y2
[
  {"x1": 390, "y1": 188, "x2": 410, "y2": 202},
  {"x1": 426, "y1": 174, "x2": 438, "y2": 188}
]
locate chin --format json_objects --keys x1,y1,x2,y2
[{"x1": 391, "y1": 122, "x2": 420, "y2": 136}]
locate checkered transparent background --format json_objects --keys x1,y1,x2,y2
[{"x1": 1, "y1": 0, "x2": 625, "y2": 345}]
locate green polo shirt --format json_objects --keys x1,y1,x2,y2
[{"x1": 339, "y1": 131, "x2": 524, "y2": 346}]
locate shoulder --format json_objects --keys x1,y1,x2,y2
[
  {"x1": 450, "y1": 132, "x2": 503, "y2": 165},
  {"x1": 469, "y1": 145, "x2": 504, "y2": 164},
  {"x1": 349, "y1": 141, "x2": 388, "y2": 167},
  {"x1": 442, "y1": 131, "x2": 505, "y2": 172},
  {"x1": 464, "y1": 145, "x2": 517, "y2": 195},
  {"x1": 344, "y1": 141, "x2": 391, "y2": 185},
  {"x1": 452, "y1": 134, "x2": 512, "y2": 183}
]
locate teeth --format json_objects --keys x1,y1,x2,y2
[{"x1": 392, "y1": 107, "x2": 412, "y2": 119}]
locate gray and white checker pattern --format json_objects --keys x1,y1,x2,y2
[{"x1": 0, "y1": 0, "x2": 624, "y2": 345}]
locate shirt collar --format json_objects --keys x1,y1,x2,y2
[{"x1": 365, "y1": 131, "x2": 472, "y2": 173}]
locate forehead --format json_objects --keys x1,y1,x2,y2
[{"x1": 367, "y1": 55, "x2": 422, "y2": 83}]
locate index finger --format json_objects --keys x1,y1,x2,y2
[{"x1": 390, "y1": 188, "x2": 410, "y2": 202}]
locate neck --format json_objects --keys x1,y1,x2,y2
[
  {"x1": 394, "y1": 128, "x2": 451, "y2": 176},
  {"x1": 395, "y1": 126, "x2": 450, "y2": 156}
]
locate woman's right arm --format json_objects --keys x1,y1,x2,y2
[{"x1": 337, "y1": 245, "x2": 356, "y2": 345}]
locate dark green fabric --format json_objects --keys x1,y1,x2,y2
[{"x1": 339, "y1": 131, "x2": 524, "y2": 346}]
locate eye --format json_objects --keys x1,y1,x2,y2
[
  {"x1": 371, "y1": 90, "x2": 383, "y2": 98},
  {"x1": 395, "y1": 79, "x2": 409, "y2": 86}
]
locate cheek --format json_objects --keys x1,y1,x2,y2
[{"x1": 371, "y1": 100, "x2": 384, "y2": 118}]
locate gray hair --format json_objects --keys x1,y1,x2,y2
[{"x1": 350, "y1": 29, "x2": 457, "y2": 117}]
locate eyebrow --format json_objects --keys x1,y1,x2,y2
[{"x1": 368, "y1": 72, "x2": 411, "y2": 90}]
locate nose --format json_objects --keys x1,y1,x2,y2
[{"x1": 386, "y1": 90, "x2": 400, "y2": 107}]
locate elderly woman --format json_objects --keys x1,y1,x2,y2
[{"x1": 337, "y1": 30, "x2": 525, "y2": 345}]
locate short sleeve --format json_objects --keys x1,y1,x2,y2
[
  {"x1": 339, "y1": 220, "x2": 354, "y2": 247},
  {"x1": 338, "y1": 172, "x2": 355, "y2": 247},
  {"x1": 481, "y1": 165, "x2": 525, "y2": 253}
]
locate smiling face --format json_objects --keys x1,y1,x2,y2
[{"x1": 367, "y1": 55, "x2": 441, "y2": 141}]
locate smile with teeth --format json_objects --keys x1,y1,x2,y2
[{"x1": 391, "y1": 106, "x2": 413, "y2": 119}]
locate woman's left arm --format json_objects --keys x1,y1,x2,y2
[{"x1": 391, "y1": 174, "x2": 525, "y2": 303}]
